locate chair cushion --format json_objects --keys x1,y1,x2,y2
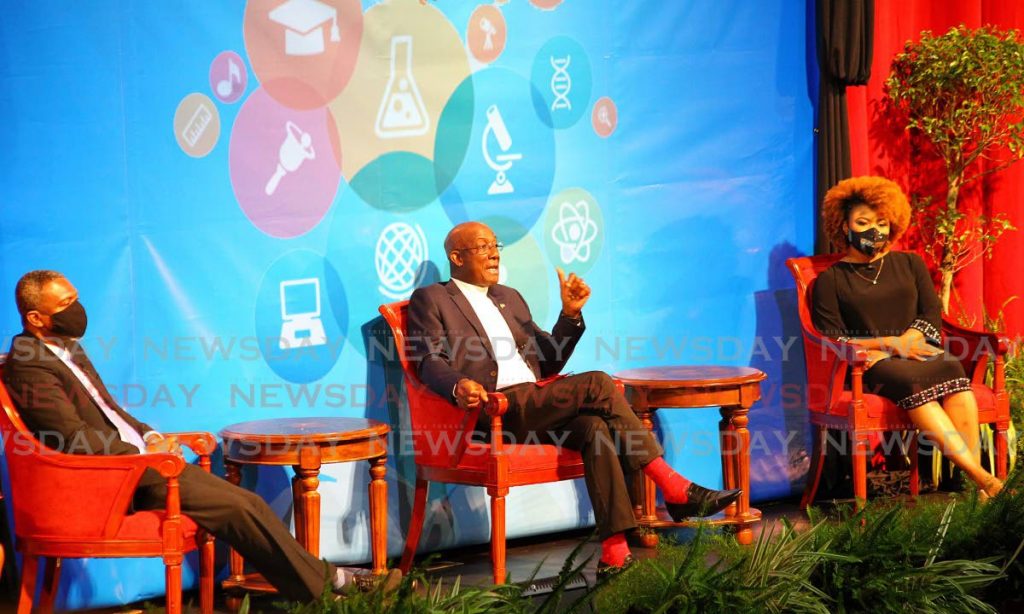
[{"x1": 116, "y1": 511, "x2": 201, "y2": 541}]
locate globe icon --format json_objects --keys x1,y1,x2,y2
[{"x1": 376, "y1": 222, "x2": 429, "y2": 299}]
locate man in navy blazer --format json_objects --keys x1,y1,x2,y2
[
  {"x1": 407, "y1": 222, "x2": 740, "y2": 576},
  {"x1": 410, "y1": 275, "x2": 585, "y2": 398}
]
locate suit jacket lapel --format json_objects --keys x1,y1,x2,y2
[
  {"x1": 68, "y1": 346, "x2": 115, "y2": 405},
  {"x1": 63, "y1": 341, "x2": 132, "y2": 422},
  {"x1": 29, "y1": 336, "x2": 84, "y2": 384},
  {"x1": 445, "y1": 282, "x2": 493, "y2": 357}
]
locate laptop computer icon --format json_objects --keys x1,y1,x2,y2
[{"x1": 278, "y1": 278, "x2": 328, "y2": 350}]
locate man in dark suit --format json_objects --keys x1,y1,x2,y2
[
  {"x1": 1, "y1": 270, "x2": 384, "y2": 602},
  {"x1": 408, "y1": 221, "x2": 741, "y2": 576}
]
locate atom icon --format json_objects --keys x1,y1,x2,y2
[{"x1": 551, "y1": 200, "x2": 599, "y2": 264}]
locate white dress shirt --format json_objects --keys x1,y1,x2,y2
[
  {"x1": 451, "y1": 278, "x2": 538, "y2": 390},
  {"x1": 45, "y1": 342, "x2": 152, "y2": 453}
]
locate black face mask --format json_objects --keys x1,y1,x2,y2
[
  {"x1": 47, "y1": 300, "x2": 88, "y2": 338},
  {"x1": 847, "y1": 227, "x2": 889, "y2": 257}
]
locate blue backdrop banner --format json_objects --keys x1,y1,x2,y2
[{"x1": 0, "y1": 0, "x2": 815, "y2": 607}]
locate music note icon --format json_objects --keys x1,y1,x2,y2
[
  {"x1": 210, "y1": 51, "x2": 246, "y2": 103},
  {"x1": 217, "y1": 60, "x2": 241, "y2": 98}
]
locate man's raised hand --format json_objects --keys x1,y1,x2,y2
[{"x1": 556, "y1": 267, "x2": 591, "y2": 318}]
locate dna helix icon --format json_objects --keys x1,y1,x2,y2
[{"x1": 549, "y1": 55, "x2": 572, "y2": 111}]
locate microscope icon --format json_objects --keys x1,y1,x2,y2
[{"x1": 482, "y1": 104, "x2": 522, "y2": 196}]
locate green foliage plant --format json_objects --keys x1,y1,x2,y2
[{"x1": 886, "y1": 25, "x2": 1024, "y2": 313}]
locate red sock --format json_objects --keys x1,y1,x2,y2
[
  {"x1": 643, "y1": 457, "x2": 692, "y2": 504},
  {"x1": 600, "y1": 532, "x2": 630, "y2": 567}
]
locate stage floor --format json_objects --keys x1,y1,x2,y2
[
  {"x1": 409, "y1": 497, "x2": 810, "y2": 589},
  {"x1": 0, "y1": 498, "x2": 810, "y2": 613}
]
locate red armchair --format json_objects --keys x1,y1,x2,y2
[
  {"x1": 0, "y1": 361, "x2": 215, "y2": 614},
  {"x1": 787, "y1": 255, "x2": 1010, "y2": 508},
  {"x1": 379, "y1": 301, "x2": 588, "y2": 584}
]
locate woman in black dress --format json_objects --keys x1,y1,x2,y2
[{"x1": 812, "y1": 176, "x2": 1003, "y2": 498}]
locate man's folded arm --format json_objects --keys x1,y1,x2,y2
[
  {"x1": 3, "y1": 364, "x2": 141, "y2": 456},
  {"x1": 407, "y1": 289, "x2": 467, "y2": 401}
]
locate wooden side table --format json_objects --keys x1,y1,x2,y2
[
  {"x1": 219, "y1": 417, "x2": 390, "y2": 606},
  {"x1": 614, "y1": 366, "x2": 766, "y2": 546}
]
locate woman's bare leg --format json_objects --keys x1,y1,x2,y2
[
  {"x1": 907, "y1": 400, "x2": 1002, "y2": 496},
  {"x1": 942, "y1": 390, "x2": 982, "y2": 462}
]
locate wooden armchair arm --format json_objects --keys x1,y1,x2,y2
[
  {"x1": 167, "y1": 431, "x2": 216, "y2": 473},
  {"x1": 799, "y1": 323, "x2": 870, "y2": 413},
  {"x1": 483, "y1": 393, "x2": 509, "y2": 418},
  {"x1": 941, "y1": 319, "x2": 1010, "y2": 383},
  {"x1": 168, "y1": 431, "x2": 217, "y2": 456},
  {"x1": 483, "y1": 392, "x2": 509, "y2": 455},
  {"x1": 942, "y1": 319, "x2": 1010, "y2": 355},
  {"x1": 141, "y1": 452, "x2": 189, "y2": 479},
  {"x1": 30, "y1": 448, "x2": 186, "y2": 478},
  {"x1": 446, "y1": 393, "x2": 509, "y2": 467}
]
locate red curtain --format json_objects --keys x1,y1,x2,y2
[{"x1": 847, "y1": 0, "x2": 1024, "y2": 337}]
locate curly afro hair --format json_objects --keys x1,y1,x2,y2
[{"x1": 822, "y1": 176, "x2": 911, "y2": 249}]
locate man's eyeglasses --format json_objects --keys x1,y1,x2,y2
[{"x1": 456, "y1": 241, "x2": 504, "y2": 255}]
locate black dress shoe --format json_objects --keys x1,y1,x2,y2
[
  {"x1": 596, "y1": 554, "x2": 636, "y2": 581},
  {"x1": 345, "y1": 568, "x2": 403, "y2": 594},
  {"x1": 665, "y1": 484, "x2": 742, "y2": 522}
]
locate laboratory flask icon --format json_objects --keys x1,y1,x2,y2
[
  {"x1": 265, "y1": 121, "x2": 316, "y2": 196},
  {"x1": 375, "y1": 35, "x2": 430, "y2": 139}
]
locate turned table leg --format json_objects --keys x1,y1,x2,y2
[
  {"x1": 291, "y1": 474, "x2": 307, "y2": 550},
  {"x1": 634, "y1": 397, "x2": 660, "y2": 548},
  {"x1": 720, "y1": 403, "x2": 754, "y2": 545},
  {"x1": 296, "y1": 446, "x2": 322, "y2": 558},
  {"x1": 368, "y1": 456, "x2": 388, "y2": 575}
]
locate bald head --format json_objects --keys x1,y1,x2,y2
[
  {"x1": 445, "y1": 222, "x2": 501, "y2": 286},
  {"x1": 444, "y1": 222, "x2": 492, "y2": 255}
]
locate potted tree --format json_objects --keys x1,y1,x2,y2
[{"x1": 885, "y1": 25, "x2": 1024, "y2": 314}]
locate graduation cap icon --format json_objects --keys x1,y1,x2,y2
[{"x1": 269, "y1": 0, "x2": 341, "y2": 57}]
